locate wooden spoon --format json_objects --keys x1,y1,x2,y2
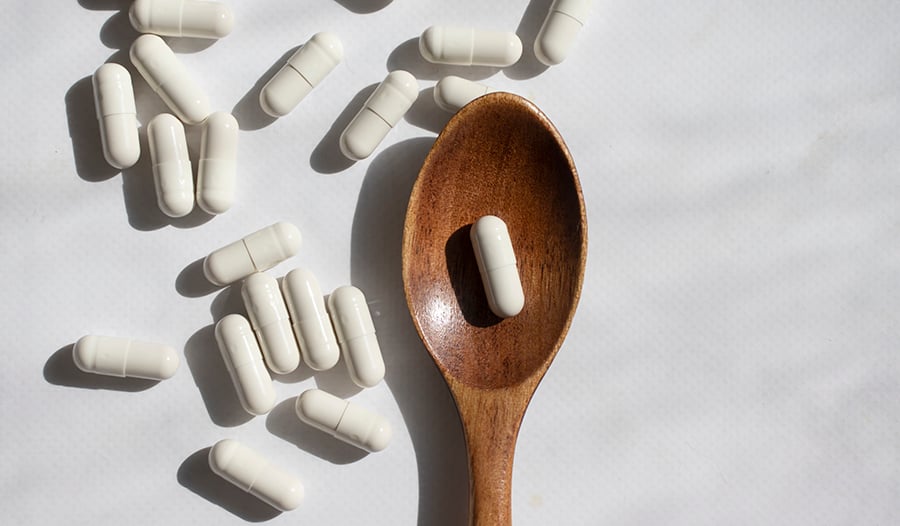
[{"x1": 402, "y1": 92, "x2": 587, "y2": 525}]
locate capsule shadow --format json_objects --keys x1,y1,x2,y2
[
  {"x1": 165, "y1": 36, "x2": 216, "y2": 54},
  {"x1": 505, "y1": 0, "x2": 552, "y2": 80},
  {"x1": 386, "y1": 38, "x2": 499, "y2": 82},
  {"x1": 177, "y1": 447, "x2": 282, "y2": 522},
  {"x1": 65, "y1": 76, "x2": 120, "y2": 183},
  {"x1": 43, "y1": 345, "x2": 159, "y2": 391},
  {"x1": 78, "y1": 0, "x2": 132, "y2": 10},
  {"x1": 271, "y1": 364, "x2": 315, "y2": 384},
  {"x1": 98, "y1": 8, "x2": 140, "y2": 50},
  {"x1": 350, "y1": 139, "x2": 468, "y2": 526},
  {"x1": 311, "y1": 358, "x2": 363, "y2": 399},
  {"x1": 209, "y1": 284, "x2": 247, "y2": 321},
  {"x1": 183, "y1": 325, "x2": 254, "y2": 427},
  {"x1": 265, "y1": 398, "x2": 368, "y2": 464},
  {"x1": 231, "y1": 46, "x2": 301, "y2": 130},
  {"x1": 404, "y1": 87, "x2": 453, "y2": 136},
  {"x1": 309, "y1": 83, "x2": 377, "y2": 174},
  {"x1": 176, "y1": 257, "x2": 220, "y2": 298},
  {"x1": 333, "y1": 0, "x2": 393, "y2": 14},
  {"x1": 445, "y1": 225, "x2": 503, "y2": 328}
]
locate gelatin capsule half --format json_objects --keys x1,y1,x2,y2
[
  {"x1": 215, "y1": 314, "x2": 276, "y2": 415},
  {"x1": 92, "y1": 63, "x2": 140, "y2": 169}
]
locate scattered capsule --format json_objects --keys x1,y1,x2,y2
[
  {"x1": 72, "y1": 335, "x2": 179, "y2": 380},
  {"x1": 130, "y1": 34, "x2": 211, "y2": 124},
  {"x1": 242, "y1": 272, "x2": 300, "y2": 375},
  {"x1": 281, "y1": 269, "x2": 340, "y2": 371},
  {"x1": 295, "y1": 389, "x2": 392, "y2": 452},
  {"x1": 215, "y1": 314, "x2": 276, "y2": 415},
  {"x1": 470, "y1": 215, "x2": 524, "y2": 318},
  {"x1": 203, "y1": 221, "x2": 302, "y2": 286},
  {"x1": 147, "y1": 113, "x2": 194, "y2": 218},
  {"x1": 535, "y1": 0, "x2": 593, "y2": 66},
  {"x1": 433, "y1": 75, "x2": 496, "y2": 113},
  {"x1": 92, "y1": 63, "x2": 140, "y2": 169},
  {"x1": 259, "y1": 32, "x2": 343, "y2": 118},
  {"x1": 196, "y1": 111, "x2": 238, "y2": 215},
  {"x1": 129, "y1": 0, "x2": 234, "y2": 39},
  {"x1": 339, "y1": 70, "x2": 418, "y2": 161},
  {"x1": 208, "y1": 439, "x2": 304, "y2": 512},
  {"x1": 327, "y1": 286, "x2": 384, "y2": 388},
  {"x1": 419, "y1": 26, "x2": 522, "y2": 67}
]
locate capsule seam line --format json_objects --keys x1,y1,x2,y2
[
  {"x1": 366, "y1": 107, "x2": 393, "y2": 129},
  {"x1": 333, "y1": 401, "x2": 352, "y2": 433},
  {"x1": 246, "y1": 459, "x2": 269, "y2": 492},
  {"x1": 287, "y1": 63, "x2": 315, "y2": 90},
  {"x1": 553, "y1": 9, "x2": 585, "y2": 26},
  {"x1": 120, "y1": 339, "x2": 132, "y2": 377},
  {"x1": 242, "y1": 239, "x2": 259, "y2": 271}
]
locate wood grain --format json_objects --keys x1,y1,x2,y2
[{"x1": 402, "y1": 92, "x2": 587, "y2": 525}]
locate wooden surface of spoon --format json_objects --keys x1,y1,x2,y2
[{"x1": 402, "y1": 92, "x2": 587, "y2": 525}]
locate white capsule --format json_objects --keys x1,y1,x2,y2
[
  {"x1": 535, "y1": 0, "x2": 593, "y2": 66},
  {"x1": 433, "y1": 75, "x2": 497, "y2": 113},
  {"x1": 203, "y1": 221, "x2": 302, "y2": 286},
  {"x1": 129, "y1": 0, "x2": 234, "y2": 39},
  {"x1": 72, "y1": 335, "x2": 179, "y2": 380},
  {"x1": 92, "y1": 63, "x2": 140, "y2": 169},
  {"x1": 419, "y1": 26, "x2": 522, "y2": 67},
  {"x1": 295, "y1": 389, "x2": 392, "y2": 452},
  {"x1": 214, "y1": 314, "x2": 276, "y2": 415},
  {"x1": 327, "y1": 286, "x2": 384, "y2": 388},
  {"x1": 147, "y1": 113, "x2": 194, "y2": 218},
  {"x1": 196, "y1": 111, "x2": 238, "y2": 214},
  {"x1": 130, "y1": 34, "x2": 211, "y2": 124},
  {"x1": 281, "y1": 269, "x2": 340, "y2": 371},
  {"x1": 208, "y1": 439, "x2": 304, "y2": 512},
  {"x1": 339, "y1": 70, "x2": 418, "y2": 161},
  {"x1": 470, "y1": 215, "x2": 524, "y2": 318},
  {"x1": 242, "y1": 272, "x2": 300, "y2": 375},
  {"x1": 259, "y1": 32, "x2": 343, "y2": 118}
]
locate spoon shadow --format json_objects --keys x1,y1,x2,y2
[{"x1": 350, "y1": 138, "x2": 468, "y2": 526}]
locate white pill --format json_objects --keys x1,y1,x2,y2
[
  {"x1": 470, "y1": 215, "x2": 524, "y2": 318},
  {"x1": 327, "y1": 286, "x2": 384, "y2": 388},
  {"x1": 129, "y1": 0, "x2": 234, "y2": 39},
  {"x1": 259, "y1": 32, "x2": 343, "y2": 118},
  {"x1": 208, "y1": 439, "x2": 304, "y2": 512},
  {"x1": 72, "y1": 335, "x2": 179, "y2": 380},
  {"x1": 339, "y1": 70, "x2": 418, "y2": 161},
  {"x1": 92, "y1": 63, "x2": 140, "y2": 169},
  {"x1": 203, "y1": 221, "x2": 302, "y2": 286},
  {"x1": 147, "y1": 113, "x2": 194, "y2": 218},
  {"x1": 196, "y1": 111, "x2": 238, "y2": 215},
  {"x1": 295, "y1": 389, "x2": 392, "y2": 452},
  {"x1": 242, "y1": 272, "x2": 300, "y2": 375},
  {"x1": 281, "y1": 268, "x2": 340, "y2": 371},
  {"x1": 419, "y1": 26, "x2": 522, "y2": 67},
  {"x1": 130, "y1": 34, "x2": 211, "y2": 124},
  {"x1": 534, "y1": 0, "x2": 593, "y2": 66},
  {"x1": 214, "y1": 314, "x2": 276, "y2": 415},
  {"x1": 433, "y1": 75, "x2": 496, "y2": 113}
]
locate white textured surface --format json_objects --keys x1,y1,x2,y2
[{"x1": 4, "y1": 1, "x2": 900, "y2": 525}]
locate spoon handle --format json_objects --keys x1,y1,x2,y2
[{"x1": 455, "y1": 382, "x2": 533, "y2": 526}]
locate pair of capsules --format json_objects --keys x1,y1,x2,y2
[
  {"x1": 417, "y1": 0, "x2": 592, "y2": 68},
  {"x1": 256, "y1": 31, "x2": 420, "y2": 163},
  {"x1": 209, "y1": 388, "x2": 391, "y2": 512}
]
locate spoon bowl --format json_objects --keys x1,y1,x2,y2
[{"x1": 402, "y1": 92, "x2": 587, "y2": 525}]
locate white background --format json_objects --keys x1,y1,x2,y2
[{"x1": 3, "y1": 1, "x2": 900, "y2": 524}]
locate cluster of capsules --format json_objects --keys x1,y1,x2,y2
[
  {"x1": 78, "y1": 0, "x2": 591, "y2": 514},
  {"x1": 73, "y1": 221, "x2": 390, "y2": 511}
]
